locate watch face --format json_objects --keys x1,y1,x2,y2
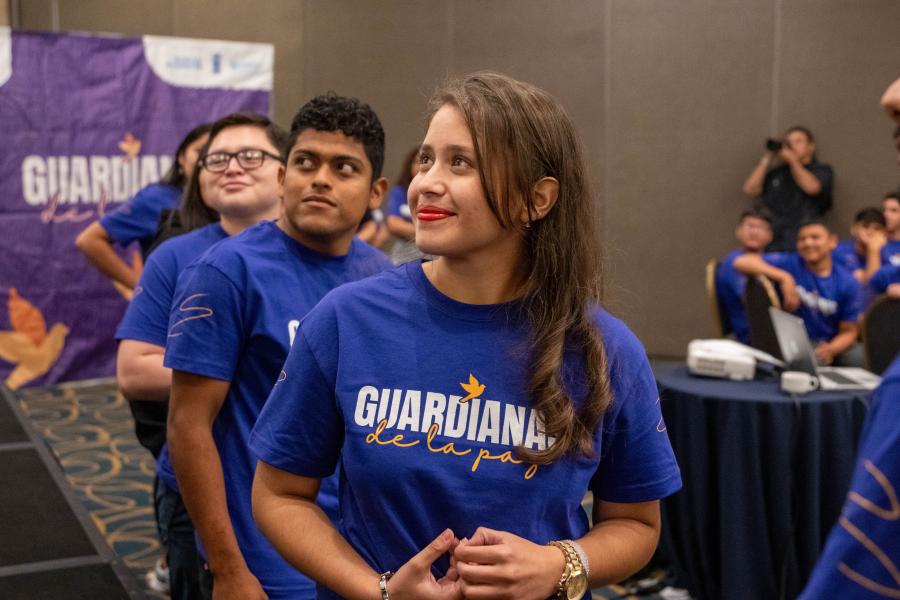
[{"x1": 566, "y1": 571, "x2": 589, "y2": 600}]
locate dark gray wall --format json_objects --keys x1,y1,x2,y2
[{"x1": 14, "y1": 0, "x2": 900, "y2": 356}]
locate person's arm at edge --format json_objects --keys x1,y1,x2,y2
[
  {"x1": 386, "y1": 215, "x2": 416, "y2": 242},
  {"x1": 732, "y1": 253, "x2": 800, "y2": 311},
  {"x1": 169, "y1": 370, "x2": 266, "y2": 599},
  {"x1": 252, "y1": 462, "x2": 460, "y2": 600},
  {"x1": 116, "y1": 340, "x2": 170, "y2": 401},
  {"x1": 75, "y1": 221, "x2": 139, "y2": 289},
  {"x1": 741, "y1": 154, "x2": 772, "y2": 197}
]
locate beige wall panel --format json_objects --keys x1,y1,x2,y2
[
  {"x1": 450, "y1": 0, "x2": 606, "y2": 221},
  {"x1": 778, "y1": 0, "x2": 900, "y2": 234},
  {"x1": 606, "y1": 0, "x2": 776, "y2": 356},
  {"x1": 58, "y1": 0, "x2": 174, "y2": 36},
  {"x1": 301, "y1": 0, "x2": 451, "y2": 185},
  {"x1": 173, "y1": 0, "x2": 304, "y2": 128},
  {"x1": 16, "y1": 0, "x2": 55, "y2": 30}
]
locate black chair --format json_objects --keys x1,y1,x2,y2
[
  {"x1": 861, "y1": 295, "x2": 900, "y2": 375},
  {"x1": 744, "y1": 274, "x2": 783, "y2": 359},
  {"x1": 705, "y1": 258, "x2": 733, "y2": 338}
]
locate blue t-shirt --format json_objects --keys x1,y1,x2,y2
[
  {"x1": 99, "y1": 183, "x2": 181, "y2": 255},
  {"x1": 716, "y1": 249, "x2": 750, "y2": 344},
  {"x1": 798, "y1": 356, "x2": 900, "y2": 599},
  {"x1": 869, "y1": 264, "x2": 900, "y2": 295},
  {"x1": 115, "y1": 223, "x2": 227, "y2": 347},
  {"x1": 762, "y1": 252, "x2": 862, "y2": 342},
  {"x1": 163, "y1": 220, "x2": 392, "y2": 600},
  {"x1": 883, "y1": 239, "x2": 900, "y2": 267},
  {"x1": 832, "y1": 240, "x2": 864, "y2": 274},
  {"x1": 386, "y1": 184, "x2": 412, "y2": 221},
  {"x1": 115, "y1": 223, "x2": 228, "y2": 497},
  {"x1": 250, "y1": 262, "x2": 682, "y2": 600}
]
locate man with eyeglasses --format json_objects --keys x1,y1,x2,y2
[
  {"x1": 164, "y1": 94, "x2": 392, "y2": 600},
  {"x1": 115, "y1": 112, "x2": 288, "y2": 599}
]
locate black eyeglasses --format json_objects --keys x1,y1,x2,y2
[{"x1": 200, "y1": 149, "x2": 282, "y2": 173}]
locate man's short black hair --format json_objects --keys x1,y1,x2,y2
[
  {"x1": 286, "y1": 93, "x2": 385, "y2": 182},
  {"x1": 885, "y1": 189, "x2": 900, "y2": 203},
  {"x1": 797, "y1": 217, "x2": 831, "y2": 233},
  {"x1": 738, "y1": 205, "x2": 774, "y2": 226},
  {"x1": 854, "y1": 207, "x2": 886, "y2": 228}
]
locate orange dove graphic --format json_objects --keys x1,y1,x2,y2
[
  {"x1": 459, "y1": 373, "x2": 485, "y2": 403},
  {"x1": 0, "y1": 288, "x2": 70, "y2": 390},
  {"x1": 118, "y1": 132, "x2": 142, "y2": 160}
]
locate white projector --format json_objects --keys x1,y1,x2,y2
[{"x1": 687, "y1": 339, "x2": 783, "y2": 381}]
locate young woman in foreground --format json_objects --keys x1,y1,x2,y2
[{"x1": 250, "y1": 72, "x2": 682, "y2": 600}]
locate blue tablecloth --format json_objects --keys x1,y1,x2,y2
[{"x1": 654, "y1": 364, "x2": 870, "y2": 600}]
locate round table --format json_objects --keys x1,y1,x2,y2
[{"x1": 654, "y1": 363, "x2": 870, "y2": 600}]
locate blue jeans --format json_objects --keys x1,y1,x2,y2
[{"x1": 155, "y1": 479, "x2": 204, "y2": 600}]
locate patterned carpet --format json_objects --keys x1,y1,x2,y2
[{"x1": 16, "y1": 378, "x2": 669, "y2": 600}]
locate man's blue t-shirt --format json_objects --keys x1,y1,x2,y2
[
  {"x1": 716, "y1": 249, "x2": 751, "y2": 344},
  {"x1": 99, "y1": 183, "x2": 181, "y2": 255},
  {"x1": 762, "y1": 252, "x2": 861, "y2": 342},
  {"x1": 386, "y1": 185, "x2": 412, "y2": 221},
  {"x1": 798, "y1": 356, "x2": 900, "y2": 599},
  {"x1": 883, "y1": 239, "x2": 900, "y2": 267},
  {"x1": 869, "y1": 264, "x2": 900, "y2": 295},
  {"x1": 163, "y1": 220, "x2": 392, "y2": 600},
  {"x1": 115, "y1": 223, "x2": 228, "y2": 494},
  {"x1": 832, "y1": 240, "x2": 864, "y2": 273},
  {"x1": 250, "y1": 262, "x2": 683, "y2": 600},
  {"x1": 115, "y1": 223, "x2": 227, "y2": 347}
]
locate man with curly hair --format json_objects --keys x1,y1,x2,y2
[{"x1": 165, "y1": 94, "x2": 392, "y2": 599}]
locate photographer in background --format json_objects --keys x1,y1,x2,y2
[{"x1": 742, "y1": 126, "x2": 833, "y2": 251}]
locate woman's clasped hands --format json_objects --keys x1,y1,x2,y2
[{"x1": 386, "y1": 527, "x2": 567, "y2": 600}]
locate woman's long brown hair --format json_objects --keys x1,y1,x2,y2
[{"x1": 427, "y1": 72, "x2": 611, "y2": 464}]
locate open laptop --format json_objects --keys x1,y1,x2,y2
[{"x1": 769, "y1": 307, "x2": 881, "y2": 390}]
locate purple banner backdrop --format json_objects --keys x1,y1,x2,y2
[{"x1": 0, "y1": 28, "x2": 271, "y2": 388}]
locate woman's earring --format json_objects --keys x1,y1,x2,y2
[{"x1": 524, "y1": 221, "x2": 532, "y2": 230}]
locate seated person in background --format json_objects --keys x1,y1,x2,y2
[
  {"x1": 869, "y1": 263, "x2": 900, "y2": 298},
  {"x1": 882, "y1": 189, "x2": 900, "y2": 265},
  {"x1": 832, "y1": 207, "x2": 886, "y2": 283},
  {"x1": 356, "y1": 207, "x2": 389, "y2": 248},
  {"x1": 741, "y1": 126, "x2": 833, "y2": 251},
  {"x1": 385, "y1": 146, "x2": 420, "y2": 263},
  {"x1": 715, "y1": 207, "x2": 773, "y2": 344},
  {"x1": 734, "y1": 219, "x2": 863, "y2": 366}
]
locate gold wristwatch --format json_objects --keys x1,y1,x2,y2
[{"x1": 548, "y1": 540, "x2": 588, "y2": 600}]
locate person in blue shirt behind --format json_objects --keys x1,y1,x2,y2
[
  {"x1": 385, "y1": 146, "x2": 422, "y2": 263},
  {"x1": 832, "y1": 206, "x2": 887, "y2": 284},
  {"x1": 115, "y1": 113, "x2": 287, "y2": 600},
  {"x1": 165, "y1": 94, "x2": 393, "y2": 600},
  {"x1": 250, "y1": 71, "x2": 682, "y2": 600},
  {"x1": 76, "y1": 123, "x2": 212, "y2": 297},
  {"x1": 882, "y1": 190, "x2": 900, "y2": 266},
  {"x1": 716, "y1": 207, "x2": 773, "y2": 344},
  {"x1": 734, "y1": 219, "x2": 863, "y2": 366},
  {"x1": 869, "y1": 263, "x2": 900, "y2": 298}
]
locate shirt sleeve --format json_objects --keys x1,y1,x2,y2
[
  {"x1": 761, "y1": 251, "x2": 794, "y2": 271},
  {"x1": 163, "y1": 263, "x2": 245, "y2": 382},
  {"x1": 808, "y1": 164, "x2": 833, "y2": 214},
  {"x1": 250, "y1": 309, "x2": 344, "y2": 478},
  {"x1": 387, "y1": 186, "x2": 411, "y2": 220},
  {"x1": 114, "y1": 250, "x2": 177, "y2": 346},
  {"x1": 589, "y1": 323, "x2": 682, "y2": 503},
  {"x1": 869, "y1": 265, "x2": 900, "y2": 294},
  {"x1": 838, "y1": 275, "x2": 862, "y2": 323},
  {"x1": 100, "y1": 185, "x2": 173, "y2": 246}
]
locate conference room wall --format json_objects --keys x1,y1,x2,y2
[{"x1": 14, "y1": 0, "x2": 900, "y2": 358}]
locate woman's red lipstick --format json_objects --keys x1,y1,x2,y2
[{"x1": 416, "y1": 206, "x2": 455, "y2": 222}]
